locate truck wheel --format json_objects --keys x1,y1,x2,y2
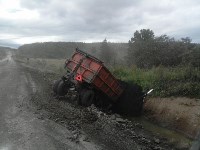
[
  {"x1": 80, "y1": 90, "x2": 95, "y2": 107},
  {"x1": 57, "y1": 80, "x2": 69, "y2": 96},
  {"x1": 53, "y1": 79, "x2": 62, "y2": 94}
]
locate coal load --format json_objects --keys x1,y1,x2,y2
[{"x1": 112, "y1": 81, "x2": 144, "y2": 116}]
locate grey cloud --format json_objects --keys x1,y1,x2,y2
[
  {"x1": 20, "y1": 0, "x2": 48, "y2": 9},
  {"x1": 1, "y1": 0, "x2": 200, "y2": 47},
  {"x1": 19, "y1": 0, "x2": 141, "y2": 34}
]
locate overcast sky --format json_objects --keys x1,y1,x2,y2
[{"x1": 0, "y1": 0, "x2": 200, "y2": 47}]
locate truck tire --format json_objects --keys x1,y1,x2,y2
[
  {"x1": 113, "y1": 81, "x2": 144, "y2": 116},
  {"x1": 53, "y1": 79, "x2": 62, "y2": 94},
  {"x1": 57, "y1": 80, "x2": 70, "y2": 96},
  {"x1": 79, "y1": 89, "x2": 95, "y2": 107}
]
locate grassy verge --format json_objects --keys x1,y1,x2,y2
[
  {"x1": 111, "y1": 66, "x2": 200, "y2": 98},
  {"x1": 14, "y1": 56, "x2": 66, "y2": 74}
]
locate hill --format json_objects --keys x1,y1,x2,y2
[{"x1": 17, "y1": 42, "x2": 128, "y2": 62}]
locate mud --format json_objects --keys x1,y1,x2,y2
[{"x1": 18, "y1": 63, "x2": 189, "y2": 150}]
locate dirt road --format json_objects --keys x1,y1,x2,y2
[
  {"x1": 0, "y1": 52, "x2": 101, "y2": 150},
  {"x1": 0, "y1": 52, "x2": 189, "y2": 150}
]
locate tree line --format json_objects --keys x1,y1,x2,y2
[
  {"x1": 17, "y1": 42, "x2": 127, "y2": 65},
  {"x1": 126, "y1": 29, "x2": 199, "y2": 68},
  {"x1": 17, "y1": 29, "x2": 200, "y2": 68}
]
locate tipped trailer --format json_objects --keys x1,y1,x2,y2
[{"x1": 53, "y1": 48, "x2": 152, "y2": 116}]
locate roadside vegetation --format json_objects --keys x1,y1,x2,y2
[
  {"x1": 112, "y1": 29, "x2": 199, "y2": 98},
  {"x1": 112, "y1": 66, "x2": 199, "y2": 98},
  {"x1": 14, "y1": 57, "x2": 66, "y2": 74}
]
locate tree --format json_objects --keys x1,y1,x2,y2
[
  {"x1": 126, "y1": 29, "x2": 196, "y2": 68},
  {"x1": 182, "y1": 45, "x2": 200, "y2": 68},
  {"x1": 133, "y1": 29, "x2": 154, "y2": 42},
  {"x1": 99, "y1": 38, "x2": 115, "y2": 65},
  {"x1": 126, "y1": 29, "x2": 156, "y2": 68}
]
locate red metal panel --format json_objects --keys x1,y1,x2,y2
[{"x1": 92, "y1": 67, "x2": 123, "y2": 101}]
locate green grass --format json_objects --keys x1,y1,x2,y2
[
  {"x1": 14, "y1": 56, "x2": 66, "y2": 74},
  {"x1": 111, "y1": 66, "x2": 200, "y2": 98}
]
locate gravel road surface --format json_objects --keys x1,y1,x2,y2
[{"x1": 0, "y1": 52, "x2": 100, "y2": 150}]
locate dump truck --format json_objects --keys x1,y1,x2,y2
[{"x1": 53, "y1": 48, "x2": 153, "y2": 116}]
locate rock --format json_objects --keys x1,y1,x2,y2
[
  {"x1": 37, "y1": 116, "x2": 44, "y2": 120},
  {"x1": 55, "y1": 118, "x2": 59, "y2": 122},
  {"x1": 83, "y1": 136, "x2": 90, "y2": 142},
  {"x1": 131, "y1": 135, "x2": 136, "y2": 138},
  {"x1": 135, "y1": 123, "x2": 143, "y2": 128},
  {"x1": 141, "y1": 137, "x2": 146, "y2": 141},
  {"x1": 73, "y1": 133, "x2": 79, "y2": 139},
  {"x1": 116, "y1": 117, "x2": 126, "y2": 123},
  {"x1": 115, "y1": 114, "x2": 121, "y2": 118},
  {"x1": 146, "y1": 139, "x2": 151, "y2": 143},
  {"x1": 60, "y1": 120, "x2": 65, "y2": 123},
  {"x1": 154, "y1": 138, "x2": 160, "y2": 144},
  {"x1": 97, "y1": 111, "x2": 103, "y2": 118},
  {"x1": 131, "y1": 131, "x2": 136, "y2": 135},
  {"x1": 110, "y1": 115, "x2": 116, "y2": 120},
  {"x1": 75, "y1": 139, "x2": 79, "y2": 143},
  {"x1": 153, "y1": 146, "x2": 162, "y2": 150}
]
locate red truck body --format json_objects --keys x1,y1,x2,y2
[
  {"x1": 65, "y1": 49, "x2": 124, "y2": 101},
  {"x1": 53, "y1": 48, "x2": 150, "y2": 116}
]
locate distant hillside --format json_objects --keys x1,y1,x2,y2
[
  {"x1": 0, "y1": 46, "x2": 15, "y2": 51},
  {"x1": 17, "y1": 42, "x2": 128, "y2": 61}
]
